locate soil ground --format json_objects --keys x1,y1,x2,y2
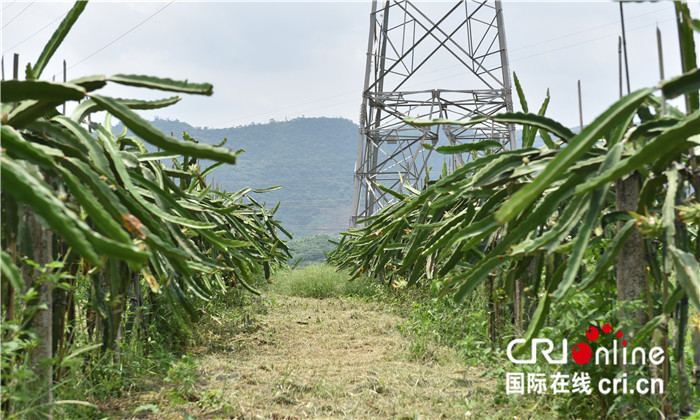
[{"x1": 103, "y1": 293, "x2": 497, "y2": 419}]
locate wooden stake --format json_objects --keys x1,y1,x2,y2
[
  {"x1": 619, "y1": 3, "x2": 631, "y2": 95},
  {"x1": 618, "y1": 37, "x2": 623, "y2": 99},
  {"x1": 12, "y1": 54, "x2": 19, "y2": 109},
  {"x1": 656, "y1": 27, "x2": 667, "y2": 116},
  {"x1": 63, "y1": 59, "x2": 67, "y2": 115},
  {"x1": 674, "y1": 4, "x2": 692, "y2": 114},
  {"x1": 656, "y1": 27, "x2": 665, "y2": 81},
  {"x1": 577, "y1": 80, "x2": 583, "y2": 132},
  {"x1": 13, "y1": 53, "x2": 19, "y2": 80}
]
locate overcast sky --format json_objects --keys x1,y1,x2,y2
[{"x1": 2, "y1": 1, "x2": 699, "y2": 129}]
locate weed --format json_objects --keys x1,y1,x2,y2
[
  {"x1": 164, "y1": 353, "x2": 199, "y2": 403},
  {"x1": 197, "y1": 388, "x2": 224, "y2": 409},
  {"x1": 392, "y1": 278, "x2": 496, "y2": 366}
]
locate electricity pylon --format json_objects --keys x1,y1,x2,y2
[{"x1": 350, "y1": 0, "x2": 515, "y2": 227}]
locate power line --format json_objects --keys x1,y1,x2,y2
[
  {"x1": 513, "y1": 8, "x2": 664, "y2": 52},
  {"x1": 4, "y1": 10, "x2": 68, "y2": 53},
  {"x1": 53, "y1": 1, "x2": 173, "y2": 78},
  {"x1": 205, "y1": 9, "x2": 675, "y2": 128},
  {"x1": 510, "y1": 16, "x2": 676, "y2": 64},
  {"x1": 2, "y1": 1, "x2": 33, "y2": 29},
  {"x1": 391, "y1": 16, "x2": 677, "y2": 91},
  {"x1": 2, "y1": 1, "x2": 17, "y2": 12}
]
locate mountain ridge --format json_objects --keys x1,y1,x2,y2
[{"x1": 121, "y1": 117, "x2": 359, "y2": 238}]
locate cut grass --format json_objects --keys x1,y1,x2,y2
[
  {"x1": 106, "y1": 295, "x2": 503, "y2": 419},
  {"x1": 97, "y1": 266, "x2": 555, "y2": 419}
]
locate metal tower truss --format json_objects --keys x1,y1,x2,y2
[{"x1": 351, "y1": 0, "x2": 515, "y2": 227}]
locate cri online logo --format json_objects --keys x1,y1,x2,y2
[{"x1": 507, "y1": 322, "x2": 665, "y2": 366}]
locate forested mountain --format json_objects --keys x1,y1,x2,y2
[
  {"x1": 287, "y1": 234, "x2": 340, "y2": 267},
  {"x1": 136, "y1": 117, "x2": 359, "y2": 238}
]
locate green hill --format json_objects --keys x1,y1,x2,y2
[
  {"x1": 287, "y1": 234, "x2": 340, "y2": 267},
  {"x1": 132, "y1": 117, "x2": 359, "y2": 238}
]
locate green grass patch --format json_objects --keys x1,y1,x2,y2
[{"x1": 268, "y1": 264, "x2": 381, "y2": 299}]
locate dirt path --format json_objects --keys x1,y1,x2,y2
[{"x1": 117, "y1": 294, "x2": 495, "y2": 419}]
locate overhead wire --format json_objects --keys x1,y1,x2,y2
[
  {"x1": 2, "y1": 1, "x2": 33, "y2": 29},
  {"x1": 4, "y1": 10, "x2": 68, "y2": 53},
  {"x1": 510, "y1": 16, "x2": 676, "y2": 64},
  {"x1": 5, "y1": 2, "x2": 670, "y2": 126},
  {"x1": 208, "y1": 8, "x2": 673, "y2": 127},
  {"x1": 50, "y1": 1, "x2": 174, "y2": 78},
  {"x1": 212, "y1": 10, "x2": 678, "y2": 225},
  {"x1": 2, "y1": 1, "x2": 17, "y2": 11},
  {"x1": 205, "y1": 5, "x2": 679, "y2": 232},
  {"x1": 5, "y1": 1, "x2": 679, "y2": 224},
  {"x1": 513, "y1": 7, "x2": 664, "y2": 52}
]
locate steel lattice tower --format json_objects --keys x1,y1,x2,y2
[{"x1": 350, "y1": 0, "x2": 515, "y2": 227}]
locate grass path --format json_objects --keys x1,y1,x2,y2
[
  {"x1": 103, "y1": 268, "x2": 498, "y2": 419},
  {"x1": 195, "y1": 295, "x2": 493, "y2": 418}
]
